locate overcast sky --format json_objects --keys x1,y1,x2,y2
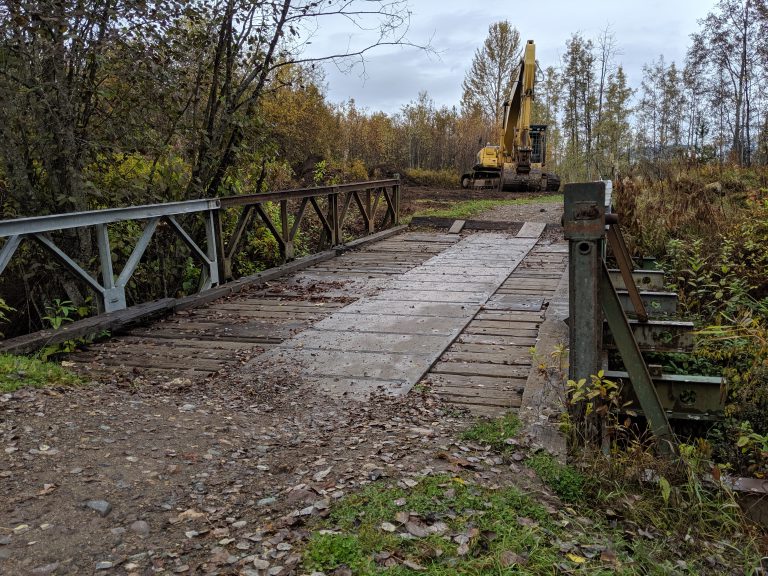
[{"x1": 299, "y1": 0, "x2": 715, "y2": 114}]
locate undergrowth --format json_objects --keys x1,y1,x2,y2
[
  {"x1": 0, "y1": 354, "x2": 83, "y2": 392},
  {"x1": 613, "y1": 164, "x2": 768, "y2": 476},
  {"x1": 302, "y1": 412, "x2": 761, "y2": 574}
]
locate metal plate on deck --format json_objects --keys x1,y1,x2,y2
[{"x1": 484, "y1": 295, "x2": 544, "y2": 311}]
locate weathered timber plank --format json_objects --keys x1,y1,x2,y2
[
  {"x1": 70, "y1": 355, "x2": 227, "y2": 371},
  {"x1": 475, "y1": 310, "x2": 545, "y2": 321},
  {"x1": 216, "y1": 301, "x2": 345, "y2": 311},
  {"x1": 127, "y1": 328, "x2": 285, "y2": 343},
  {"x1": 448, "y1": 220, "x2": 466, "y2": 234},
  {"x1": 115, "y1": 336, "x2": 267, "y2": 351},
  {"x1": 457, "y1": 334, "x2": 539, "y2": 347},
  {"x1": 425, "y1": 373, "x2": 528, "y2": 389},
  {"x1": 449, "y1": 343, "x2": 532, "y2": 355},
  {"x1": 516, "y1": 222, "x2": 546, "y2": 238},
  {"x1": 463, "y1": 327, "x2": 540, "y2": 338},
  {"x1": 469, "y1": 320, "x2": 541, "y2": 330},
  {"x1": 191, "y1": 309, "x2": 323, "y2": 321},
  {"x1": 0, "y1": 298, "x2": 175, "y2": 355},
  {"x1": 430, "y1": 362, "x2": 531, "y2": 378},
  {"x1": 435, "y1": 393, "x2": 522, "y2": 408},
  {"x1": 441, "y1": 350, "x2": 532, "y2": 365}
]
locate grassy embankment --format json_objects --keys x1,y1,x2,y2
[{"x1": 301, "y1": 413, "x2": 759, "y2": 575}]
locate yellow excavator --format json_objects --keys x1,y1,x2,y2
[{"x1": 461, "y1": 39, "x2": 560, "y2": 192}]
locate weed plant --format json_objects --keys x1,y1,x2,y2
[
  {"x1": 0, "y1": 354, "x2": 82, "y2": 392},
  {"x1": 613, "y1": 163, "x2": 768, "y2": 476},
  {"x1": 302, "y1": 411, "x2": 761, "y2": 574}
]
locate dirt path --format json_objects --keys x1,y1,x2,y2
[
  {"x1": 474, "y1": 196, "x2": 564, "y2": 225},
  {"x1": 0, "y1": 228, "x2": 556, "y2": 576},
  {"x1": 2, "y1": 371, "x2": 517, "y2": 575}
]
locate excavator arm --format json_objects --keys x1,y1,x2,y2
[{"x1": 502, "y1": 39, "x2": 537, "y2": 173}]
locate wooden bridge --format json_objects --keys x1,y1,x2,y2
[
  {"x1": 0, "y1": 179, "x2": 572, "y2": 418},
  {"x1": 0, "y1": 179, "x2": 723, "y2": 426},
  {"x1": 57, "y1": 224, "x2": 566, "y2": 417}
]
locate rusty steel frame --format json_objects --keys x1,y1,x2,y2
[
  {"x1": 564, "y1": 182, "x2": 674, "y2": 444},
  {"x1": 217, "y1": 179, "x2": 400, "y2": 280},
  {"x1": 0, "y1": 178, "x2": 401, "y2": 313}
]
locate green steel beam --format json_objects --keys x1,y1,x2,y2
[{"x1": 601, "y1": 262, "x2": 674, "y2": 443}]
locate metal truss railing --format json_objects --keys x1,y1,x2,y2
[{"x1": 0, "y1": 178, "x2": 400, "y2": 315}]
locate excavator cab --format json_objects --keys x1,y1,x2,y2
[{"x1": 530, "y1": 125, "x2": 547, "y2": 165}]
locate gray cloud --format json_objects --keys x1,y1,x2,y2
[{"x1": 301, "y1": 0, "x2": 715, "y2": 114}]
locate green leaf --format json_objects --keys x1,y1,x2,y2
[{"x1": 659, "y1": 476, "x2": 671, "y2": 504}]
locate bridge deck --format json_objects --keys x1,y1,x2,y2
[{"x1": 67, "y1": 225, "x2": 566, "y2": 415}]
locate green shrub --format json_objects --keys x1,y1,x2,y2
[
  {"x1": 404, "y1": 167, "x2": 458, "y2": 188},
  {"x1": 527, "y1": 452, "x2": 586, "y2": 503}
]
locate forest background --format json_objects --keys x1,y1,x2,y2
[{"x1": 0, "y1": 0, "x2": 767, "y2": 336}]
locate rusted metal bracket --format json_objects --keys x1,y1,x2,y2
[
  {"x1": 606, "y1": 217, "x2": 648, "y2": 322},
  {"x1": 565, "y1": 182, "x2": 674, "y2": 445}
]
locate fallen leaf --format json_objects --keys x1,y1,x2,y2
[
  {"x1": 567, "y1": 553, "x2": 587, "y2": 564},
  {"x1": 405, "y1": 520, "x2": 430, "y2": 538},
  {"x1": 313, "y1": 466, "x2": 332, "y2": 482},
  {"x1": 500, "y1": 550, "x2": 528, "y2": 567},
  {"x1": 600, "y1": 549, "x2": 619, "y2": 567},
  {"x1": 177, "y1": 509, "x2": 205, "y2": 522}
]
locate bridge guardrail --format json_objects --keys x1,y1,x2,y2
[{"x1": 0, "y1": 178, "x2": 400, "y2": 316}]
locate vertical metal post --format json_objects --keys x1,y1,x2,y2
[
  {"x1": 365, "y1": 190, "x2": 374, "y2": 233},
  {"x1": 211, "y1": 207, "x2": 227, "y2": 282},
  {"x1": 280, "y1": 199, "x2": 294, "y2": 260},
  {"x1": 392, "y1": 177, "x2": 400, "y2": 225},
  {"x1": 563, "y1": 182, "x2": 606, "y2": 383},
  {"x1": 95, "y1": 223, "x2": 126, "y2": 312},
  {"x1": 204, "y1": 209, "x2": 220, "y2": 288},
  {"x1": 329, "y1": 189, "x2": 340, "y2": 245}
]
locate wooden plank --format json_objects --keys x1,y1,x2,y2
[
  {"x1": 448, "y1": 220, "x2": 466, "y2": 234},
  {"x1": 463, "y1": 327, "x2": 540, "y2": 338},
  {"x1": 441, "y1": 350, "x2": 532, "y2": 365},
  {"x1": 450, "y1": 343, "x2": 532, "y2": 355},
  {"x1": 192, "y1": 309, "x2": 323, "y2": 321},
  {"x1": 475, "y1": 310, "x2": 545, "y2": 321},
  {"x1": 457, "y1": 405, "x2": 509, "y2": 417},
  {"x1": 69, "y1": 355, "x2": 226, "y2": 371},
  {"x1": 0, "y1": 298, "x2": 175, "y2": 355},
  {"x1": 431, "y1": 361, "x2": 530, "y2": 378},
  {"x1": 435, "y1": 393, "x2": 521, "y2": 408},
  {"x1": 469, "y1": 320, "x2": 541, "y2": 330},
  {"x1": 71, "y1": 365, "x2": 209, "y2": 379},
  {"x1": 115, "y1": 336, "x2": 267, "y2": 351},
  {"x1": 457, "y1": 334, "x2": 538, "y2": 347},
  {"x1": 127, "y1": 328, "x2": 285, "y2": 343},
  {"x1": 426, "y1": 373, "x2": 528, "y2": 389},
  {"x1": 217, "y1": 300, "x2": 345, "y2": 310},
  {"x1": 516, "y1": 222, "x2": 546, "y2": 238},
  {"x1": 75, "y1": 345, "x2": 236, "y2": 364}
]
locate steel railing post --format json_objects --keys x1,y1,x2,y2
[
  {"x1": 563, "y1": 182, "x2": 606, "y2": 383},
  {"x1": 96, "y1": 223, "x2": 126, "y2": 312}
]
